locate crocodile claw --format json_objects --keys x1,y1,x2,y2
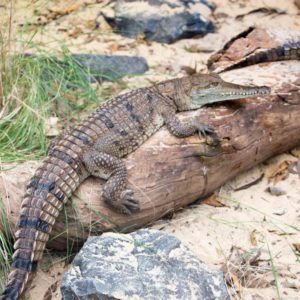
[
  {"x1": 196, "y1": 123, "x2": 220, "y2": 146},
  {"x1": 104, "y1": 189, "x2": 140, "y2": 215},
  {"x1": 120, "y1": 189, "x2": 140, "y2": 215},
  {"x1": 197, "y1": 123, "x2": 215, "y2": 137}
]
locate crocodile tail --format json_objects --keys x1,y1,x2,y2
[
  {"x1": 1, "y1": 153, "x2": 82, "y2": 299},
  {"x1": 224, "y1": 40, "x2": 300, "y2": 72},
  {"x1": 0, "y1": 269, "x2": 34, "y2": 300}
]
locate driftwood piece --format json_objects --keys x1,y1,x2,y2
[
  {"x1": 0, "y1": 61, "x2": 299, "y2": 250},
  {"x1": 207, "y1": 27, "x2": 300, "y2": 73}
]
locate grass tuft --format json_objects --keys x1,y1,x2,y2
[
  {"x1": 0, "y1": 46, "x2": 102, "y2": 162},
  {"x1": 0, "y1": 196, "x2": 13, "y2": 292}
]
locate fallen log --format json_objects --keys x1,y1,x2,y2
[{"x1": 0, "y1": 61, "x2": 299, "y2": 250}]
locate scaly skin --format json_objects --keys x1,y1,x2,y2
[{"x1": 0, "y1": 73, "x2": 270, "y2": 300}]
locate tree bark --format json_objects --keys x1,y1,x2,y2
[{"x1": 0, "y1": 61, "x2": 299, "y2": 250}]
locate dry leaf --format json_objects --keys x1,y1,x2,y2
[
  {"x1": 43, "y1": 280, "x2": 58, "y2": 300},
  {"x1": 292, "y1": 243, "x2": 300, "y2": 254},
  {"x1": 85, "y1": 19, "x2": 98, "y2": 31},
  {"x1": 84, "y1": 35, "x2": 97, "y2": 43},
  {"x1": 185, "y1": 44, "x2": 214, "y2": 53},
  {"x1": 226, "y1": 271, "x2": 242, "y2": 292},
  {"x1": 202, "y1": 194, "x2": 227, "y2": 207},
  {"x1": 38, "y1": 2, "x2": 83, "y2": 24},
  {"x1": 68, "y1": 26, "x2": 82, "y2": 37},
  {"x1": 136, "y1": 33, "x2": 150, "y2": 45},
  {"x1": 236, "y1": 7, "x2": 286, "y2": 20},
  {"x1": 290, "y1": 147, "x2": 300, "y2": 159},
  {"x1": 250, "y1": 231, "x2": 257, "y2": 246},
  {"x1": 108, "y1": 43, "x2": 120, "y2": 53},
  {"x1": 268, "y1": 229, "x2": 295, "y2": 236},
  {"x1": 36, "y1": 15, "x2": 48, "y2": 25},
  {"x1": 246, "y1": 276, "x2": 271, "y2": 288},
  {"x1": 49, "y1": 3, "x2": 82, "y2": 16},
  {"x1": 222, "y1": 247, "x2": 272, "y2": 290},
  {"x1": 181, "y1": 65, "x2": 197, "y2": 75},
  {"x1": 268, "y1": 160, "x2": 292, "y2": 184}
]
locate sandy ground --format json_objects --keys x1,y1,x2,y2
[{"x1": 1, "y1": 0, "x2": 300, "y2": 299}]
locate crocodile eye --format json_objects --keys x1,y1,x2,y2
[{"x1": 209, "y1": 82, "x2": 219, "y2": 87}]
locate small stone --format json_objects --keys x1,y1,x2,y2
[{"x1": 266, "y1": 186, "x2": 287, "y2": 196}]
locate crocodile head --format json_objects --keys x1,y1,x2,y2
[{"x1": 176, "y1": 73, "x2": 271, "y2": 111}]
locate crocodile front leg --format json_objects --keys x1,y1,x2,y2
[
  {"x1": 164, "y1": 114, "x2": 215, "y2": 138},
  {"x1": 82, "y1": 149, "x2": 140, "y2": 215}
]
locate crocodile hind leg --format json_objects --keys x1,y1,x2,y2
[{"x1": 82, "y1": 149, "x2": 140, "y2": 215}]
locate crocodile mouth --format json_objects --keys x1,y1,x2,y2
[
  {"x1": 187, "y1": 85, "x2": 271, "y2": 110},
  {"x1": 220, "y1": 86, "x2": 271, "y2": 97}
]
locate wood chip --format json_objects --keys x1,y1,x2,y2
[
  {"x1": 68, "y1": 26, "x2": 82, "y2": 37},
  {"x1": 202, "y1": 194, "x2": 227, "y2": 207},
  {"x1": 292, "y1": 243, "x2": 300, "y2": 254},
  {"x1": 250, "y1": 230, "x2": 257, "y2": 246},
  {"x1": 226, "y1": 271, "x2": 242, "y2": 292},
  {"x1": 268, "y1": 160, "x2": 293, "y2": 184}
]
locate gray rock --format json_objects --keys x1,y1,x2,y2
[
  {"x1": 71, "y1": 54, "x2": 149, "y2": 81},
  {"x1": 104, "y1": 0, "x2": 214, "y2": 43},
  {"x1": 135, "y1": 0, "x2": 215, "y2": 10},
  {"x1": 180, "y1": 0, "x2": 216, "y2": 11},
  {"x1": 61, "y1": 229, "x2": 230, "y2": 300},
  {"x1": 24, "y1": 53, "x2": 149, "y2": 81}
]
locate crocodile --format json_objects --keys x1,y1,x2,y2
[{"x1": 0, "y1": 73, "x2": 270, "y2": 300}]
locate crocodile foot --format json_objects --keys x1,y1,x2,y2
[{"x1": 103, "y1": 189, "x2": 140, "y2": 215}]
